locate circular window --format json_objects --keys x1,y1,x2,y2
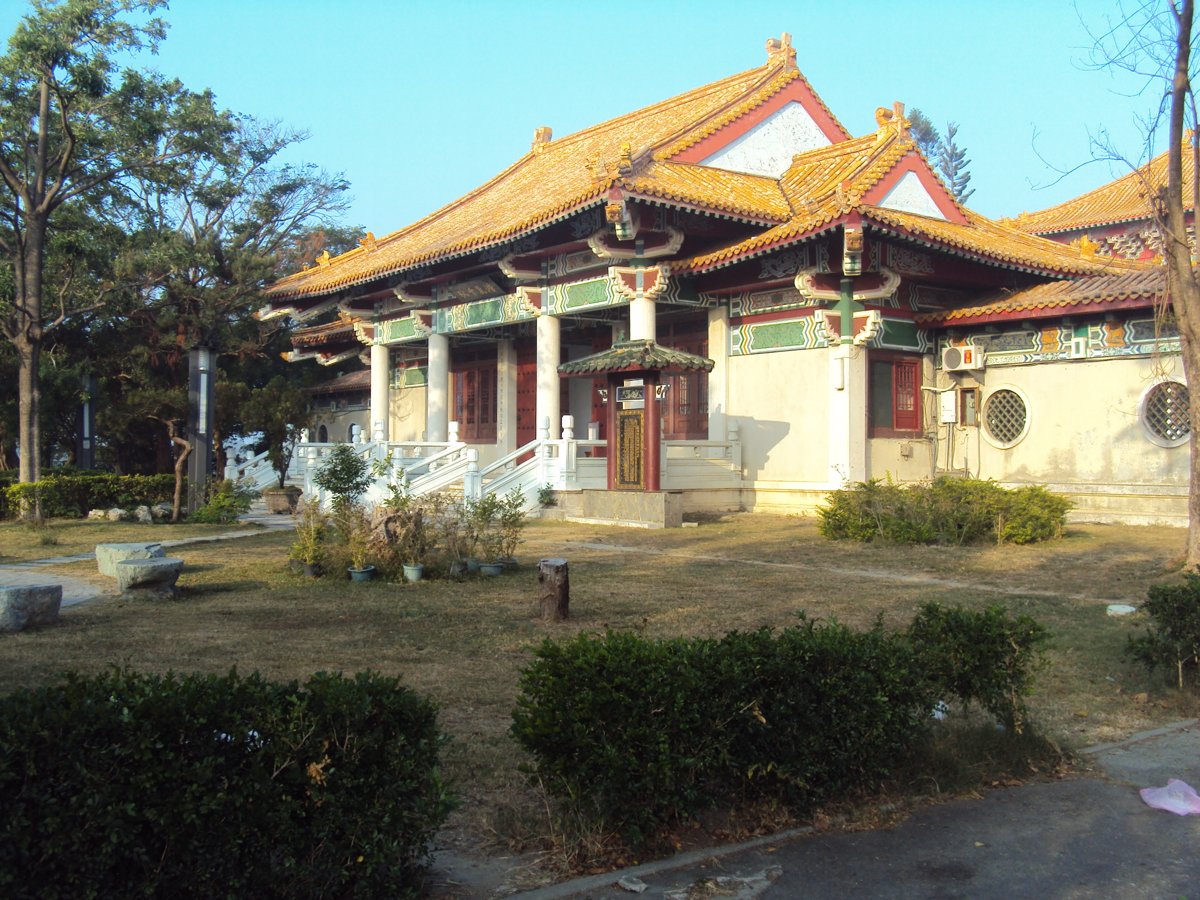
[
  {"x1": 1141, "y1": 380, "x2": 1191, "y2": 448},
  {"x1": 984, "y1": 387, "x2": 1029, "y2": 448}
]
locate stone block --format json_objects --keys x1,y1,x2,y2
[
  {"x1": 115, "y1": 557, "x2": 184, "y2": 592},
  {"x1": 0, "y1": 585, "x2": 63, "y2": 633},
  {"x1": 96, "y1": 542, "x2": 165, "y2": 577}
]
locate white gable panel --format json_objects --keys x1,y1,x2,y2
[
  {"x1": 879, "y1": 171, "x2": 947, "y2": 220},
  {"x1": 700, "y1": 101, "x2": 830, "y2": 178}
]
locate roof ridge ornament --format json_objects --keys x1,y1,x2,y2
[
  {"x1": 874, "y1": 101, "x2": 911, "y2": 140},
  {"x1": 532, "y1": 125, "x2": 552, "y2": 154},
  {"x1": 766, "y1": 32, "x2": 795, "y2": 67}
]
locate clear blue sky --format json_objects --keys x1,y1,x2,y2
[{"x1": 0, "y1": 0, "x2": 1175, "y2": 236}]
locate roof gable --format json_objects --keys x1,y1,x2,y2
[
  {"x1": 666, "y1": 77, "x2": 850, "y2": 176},
  {"x1": 861, "y1": 151, "x2": 966, "y2": 224}
]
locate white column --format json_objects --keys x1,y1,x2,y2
[
  {"x1": 706, "y1": 304, "x2": 729, "y2": 441},
  {"x1": 370, "y1": 342, "x2": 390, "y2": 442},
  {"x1": 496, "y1": 338, "x2": 518, "y2": 455},
  {"x1": 536, "y1": 314, "x2": 561, "y2": 440},
  {"x1": 828, "y1": 344, "x2": 868, "y2": 485},
  {"x1": 427, "y1": 333, "x2": 450, "y2": 442},
  {"x1": 629, "y1": 295, "x2": 656, "y2": 342}
]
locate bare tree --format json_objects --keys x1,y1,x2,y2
[{"x1": 1086, "y1": 0, "x2": 1200, "y2": 566}]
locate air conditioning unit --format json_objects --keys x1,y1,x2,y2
[{"x1": 941, "y1": 345, "x2": 985, "y2": 372}]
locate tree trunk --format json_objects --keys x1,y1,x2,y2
[
  {"x1": 538, "y1": 558, "x2": 569, "y2": 621},
  {"x1": 1163, "y1": 0, "x2": 1200, "y2": 568},
  {"x1": 14, "y1": 218, "x2": 46, "y2": 489}
]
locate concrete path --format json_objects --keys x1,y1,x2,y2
[
  {"x1": 496, "y1": 721, "x2": 1200, "y2": 899},
  {"x1": 0, "y1": 512, "x2": 293, "y2": 608}
]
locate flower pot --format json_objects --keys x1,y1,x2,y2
[
  {"x1": 303, "y1": 562, "x2": 322, "y2": 578},
  {"x1": 263, "y1": 486, "x2": 302, "y2": 514},
  {"x1": 499, "y1": 555, "x2": 519, "y2": 571},
  {"x1": 348, "y1": 565, "x2": 376, "y2": 582},
  {"x1": 448, "y1": 560, "x2": 467, "y2": 580},
  {"x1": 479, "y1": 562, "x2": 504, "y2": 577},
  {"x1": 402, "y1": 563, "x2": 424, "y2": 583},
  {"x1": 466, "y1": 557, "x2": 481, "y2": 574}
]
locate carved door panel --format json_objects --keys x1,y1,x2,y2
[{"x1": 615, "y1": 408, "x2": 644, "y2": 490}]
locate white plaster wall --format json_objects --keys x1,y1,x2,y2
[
  {"x1": 867, "y1": 437, "x2": 936, "y2": 482},
  {"x1": 725, "y1": 349, "x2": 830, "y2": 486},
  {"x1": 954, "y1": 357, "x2": 1188, "y2": 488}
]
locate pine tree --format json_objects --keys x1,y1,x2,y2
[
  {"x1": 907, "y1": 107, "x2": 943, "y2": 160},
  {"x1": 936, "y1": 122, "x2": 975, "y2": 204}
]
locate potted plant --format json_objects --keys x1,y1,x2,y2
[
  {"x1": 242, "y1": 375, "x2": 312, "y2": 514},
  {"x1": 468, "y1": 493, "x2": 505, "y2": 576},
  {"x1": 396, "y1": 499, "x2": 434, "y2": 583},
  {"x1": 290, "y1": 501, "x2": 326, "y2": 577},
  {"x1": 438, "y1": 495, "x2": 473, "y2": 579},
  {"x1": 338, "y1": 503, "x2": 376, "y2": 581},
  {"x1": 497, "y1": 488, "x2": 528, "y2": 569}
]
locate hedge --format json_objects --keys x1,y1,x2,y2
[
  {"x1": 0, "y1": 669, "x2": 452, "y2": 899},
  {"x1": 511, "y1": 605, "x2": 1047, "y2": 845},
  {"x1": 818, "y1": 477, "x2": 1071, "y2": 545},
  {"x1": 3, "y1": 473, "x2": 177, "y2": 519}
]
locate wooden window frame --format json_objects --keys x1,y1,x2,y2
[{"x1": 869, "y1": 352, "x2": 923, "y2": 438}]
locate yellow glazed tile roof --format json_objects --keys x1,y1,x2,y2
[
  {"x1": 674, "y1": 116, "x2": 1151, "y2": 278},
  {"x1": 1004, "y1": 143, "x2": 1196, "y2": 235},
  {"x1": 914, "y1": 267, "x2": 1166, "y2": 325},
  {"x1": 268, "y1": 50, "x2": 813, "y2": 302},
  {"x1": 621, "y1": 161, "x2": 791, "y2": 221}
]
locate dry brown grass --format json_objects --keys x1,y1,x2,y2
[{"x1": 0, "y1": 513, "x2": 1195, "y2": 875}]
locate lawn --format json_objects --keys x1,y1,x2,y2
[{"x1": 0, "y1": 513, "x2": 1194, "y2": 885}]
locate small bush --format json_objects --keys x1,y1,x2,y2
[
  {"x1": 188, "y1": 479, "x2": 256, "y2": 524},
  {"x1": 0, "y1": 668, "x2": 452, "y2": 899},
  {"x1": 819, "y1": 477, "x2": 1069, "y2": 546},
  {"x1": 314, "y1": 445, "x2": 372, "y2": 511},
  {"x1": 907, "y1": 602, "x2": 1049, "y2": 733},
  {"x1": 4, "y1": 473, "x2": 177, "y2": 519},
  {"x1": 1127, "y1": 571, "x2": 1200, "y2": 688}
]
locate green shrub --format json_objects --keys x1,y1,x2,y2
[
  {"x1": 996, "y1": 485, "x2": 1070, "y2": 544},
  {"x1": 718, "y1": 619, "x2": 935, "y2": 806},
  {"x1": 4, "y1": 473, "x2": 177, "y2": 519},
  {"x1": 511, "y1": 622, "x2": 939, "y2": 843},
  {"x1": 1126, "y1": 571, "x2": 1200, "y2": 688},
  {"x1": 314, "y1": 445, "x2": 372, "y2": 511},
  {"x1": 0, "y1": 668, "x2": 452, "y2": 899},
  {"x1": 511, "y1": 632, "x2": 724, "y2": 843},
  {"x1": 819, "y1": 477, "x2": 1070, "y2": 546},
  {"x1": 907, "y1": 602, "x2": 1048, "y2": 733},
  {"x1": 188, "y1": 479, "x2": 256, "y2": 524}
]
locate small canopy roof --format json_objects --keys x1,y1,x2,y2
[{"x1": 558, "y1": 339, "x2": 715, "y2": 377}]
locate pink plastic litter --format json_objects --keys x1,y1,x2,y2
[{"x1": 1139, "y1": 779, "x2": 1200, "y2": 815}]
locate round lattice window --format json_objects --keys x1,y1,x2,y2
[
  {"x1": 1142, "y1": 380, "x2": 1191, "y2": 448},
  {"x1": 984, "y1": 388, "x2": 1029, "y2": 448}
]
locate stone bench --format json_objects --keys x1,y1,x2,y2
[
  {"x1": 96, "y1": 542, "x2": 164, "y2": 577},
  {"x1": 115, "y1": 557, "x2": 184, "y2": 593},
  {"x1": 0, "y1": 585, "x2": 63, "y2": 633}
]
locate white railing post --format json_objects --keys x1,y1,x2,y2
[
  {"x1": 561, "y1": 415, "x2": 574, "y2": 441},
  {"x1": 538, "y1": 417, "x2": 555, "y2": 487},
  {"x1": 728, "y1": 422, "x2": 742, "y2": 474},
  {"x1": 448, "y1": 420, "x2": 460, "y2": 445},
  {"x1": 464, "y1": 449, "x2": 482, "y2": 500},
  {"x1": 588, "y1": 421, "x2": 599, "y2": 440}
]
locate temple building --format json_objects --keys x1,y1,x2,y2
[{"x1": 262, "y1": 34, "x2": 1186, "y2": 525}]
